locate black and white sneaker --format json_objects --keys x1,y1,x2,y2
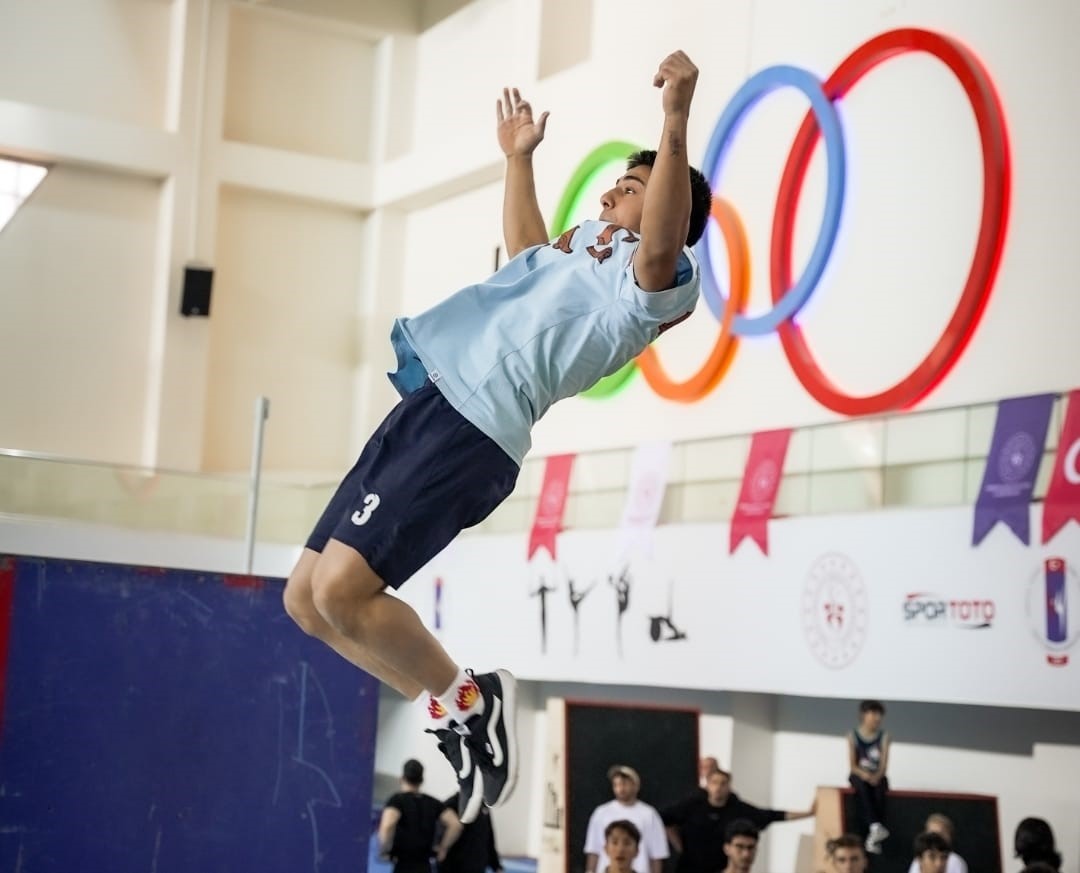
[
  {"x1": 427, "y1": 726, "x2": 484, "y2": 824},
  {"x1": 460, "y1": 669, "x2": 518, "y2": 808}
]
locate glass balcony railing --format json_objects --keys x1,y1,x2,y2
[{"x1": 0, "y1": 395, "x2": 1066, "y2": 548}]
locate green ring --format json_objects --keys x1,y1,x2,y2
[{"x1": 550, "y1": 141, "x2": 643, "y2": 399}]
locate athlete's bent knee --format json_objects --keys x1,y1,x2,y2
[
  {"x1": 282, "y1": 576, "x2": 323, "y2": 636},
  {"x1": 310, "y1": 564, "x2": 373, "y2": 636}
]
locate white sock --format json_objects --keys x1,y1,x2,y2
[{"x1": 434, "y1": 668, "x2": 485, "y2": 725}]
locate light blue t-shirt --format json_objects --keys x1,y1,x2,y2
[{"x1": 389, "y1": 220, "x2": 700, "y2": 466}]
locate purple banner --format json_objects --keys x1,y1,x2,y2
[{"x1": 972, "y1": 393, "x2": 1054, "y2": 546}]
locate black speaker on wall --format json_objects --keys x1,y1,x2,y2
[{"x1": 180, "y1": 266, "x2": 214, "y2": 317}]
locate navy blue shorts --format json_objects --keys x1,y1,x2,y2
[{"x1": 306, "y1": 380, "x2": 519, "y2": 588}]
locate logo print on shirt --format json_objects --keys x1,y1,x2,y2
[
  {"x1": 351, "y1": 493, "x2": 381, "y2": 526},
  {"x1": 587, "y1": 224, "x2": 639, "y2": 263},
  {"x1": 552, "y1": 226, "x2": 578, "y2": 253}
]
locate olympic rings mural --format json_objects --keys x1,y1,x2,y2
[{"x1": 550, "y1": 29, "x2": 1011, "y2": 416}]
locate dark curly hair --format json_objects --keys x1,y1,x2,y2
[
  {"x1": 626, "y1": 150, "x2": 713, "y2": 247},
  {"x1": 1015, "y1": 818, "x2": 1062, "y2": 869}
]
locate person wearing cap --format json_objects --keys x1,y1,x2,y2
[
  {"x1": 584, "y1": 765, "x2": 669, "y2": 873},
  {"x1": 379, "y1": 759, "x2": 463, "y2": 873},
  {"x1": 662, "y1": 768, "x2": 814, "y2": 873}
]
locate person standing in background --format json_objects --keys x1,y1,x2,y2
[
  {"x1": 663, "y1": 768, "x2": 814, "y2": 873},
  {"x1": 847, "y1": 700, "x2": 890, "y2": 854},
  {"x1": 439, "y1": 793, "x2": 502, "y2": 873},
  {"x1": 379, "y1": 759, "x2": 462, "y2": 873},
  {"x1": 584, "y1": 765, "x2": 669, "y2": 873}
]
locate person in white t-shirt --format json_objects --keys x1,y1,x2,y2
[
  {"x1": 585, "y1": 765, "x2": 670, "y2": 873},
  {"x1": 905, "y1": 814, "x2": 968, "y2": 873}
]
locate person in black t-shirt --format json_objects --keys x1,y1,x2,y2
[
  {"x1": 662, "y1": 769, "x2": 814, "y2": 873},
  {"x1": 379, "y1": 759, "x2": 463, "y2": 873},
  {"x1": 438, "y1": 793, "x2": 502, "y2": 873}
]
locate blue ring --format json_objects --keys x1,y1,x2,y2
[{"x1": 697, "y1": 65, "x2": 847, "y2": 336}]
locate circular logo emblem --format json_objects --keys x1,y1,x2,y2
[
  {"x1": 750, "y1": 459, "x2": 779, "y2": 501},
  {"x1": 802, "y1": 553, "x2": 869, "y2": 669},
  {"x1": 1026, "y1": 557, "x2": 1080, "y2": 666},
  {"x1": 998, "y1": 431, "x2": 1037, "y2": 483}
]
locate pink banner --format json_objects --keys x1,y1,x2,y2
[
  {"x1": 616, "y1": 441, "x2": 672, "y2": 560},
  {"x1": 730, "y1": 429, "x2": 792, "y2": 556},
  {"x1": 528, "y1": 454, "x2": 575, "y2": 560},
  {"x1": 1043, "y1": 390, "x2": 1080, "y2": 544}
]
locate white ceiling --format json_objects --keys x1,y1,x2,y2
[{"x1": 247, "y1": 0, "x2": 476, "y2": 35}]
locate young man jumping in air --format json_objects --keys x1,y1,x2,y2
[{"x1": 283, "y1": 50, "x2": 712, "y2": 823}]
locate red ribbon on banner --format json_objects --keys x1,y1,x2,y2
[
  {"x1": 730, "y1": 429, "x2": 792, "y2": 556},
  {"x1": 528, "y1": 454, "x2": 575, "y2": 560},
  {"x1": 1043, "y1": 390, "x2": 1080, "y2": 544}
]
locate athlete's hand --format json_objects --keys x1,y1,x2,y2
[
  {"x1": 653, "y1": 51, "x2": 698, "y2": 117},
  {"x1": 496, "y1": 87, "x2": 549, "y2": 157}
]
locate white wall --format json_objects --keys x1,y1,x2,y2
[
  {"x1": 2, "y1": 0, "x2": 1078, "y2": 472},
  {"x1": 0, "y1": 0, "x2": 173, "y2": 127},
  {"x1": 0, "y1": 0, "x2": 385, "y2": 471},
  {"x1": 0, "y1": 165, "x2": 161, "y2": 463},
  {"x1": 224, "y1": 5, "x2": 377, "y2": 161},
  {"x1": 395, "y1": 0, "x2": 1080, "y2": 457},
  {"x1": 203, "y1": 186, "x2": 366, "y2": 472}
]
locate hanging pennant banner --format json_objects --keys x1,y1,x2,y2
[
  {"x1": 615, "y1": 441, "x2": 673, "y2": 560},
  {"x1": 528, "y1": 454, "x2": 575, "y2": 560},
  {"x1": 1044, "y1": 390, "x2": 1080, "y2": 544},
  {"x1": 730, "y1": 429, "x2": 792, "y2": 556},
  {"x1": 973, "y1": 393, "x2": 1055, "y2": 546}
]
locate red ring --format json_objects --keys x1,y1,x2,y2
[{"x1": 771, "y1": 28, "x2": 1011, "y2": 416}]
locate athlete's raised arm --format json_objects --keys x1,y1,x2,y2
[
  {"x1": 634, "y1": 51, "x2": 698, "y2": 292},
  {"x1": 497, "y1": 87, "x2": 551, "y2": 259}
]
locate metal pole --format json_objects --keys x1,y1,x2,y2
[{"x1": 244, "y1": 396, "x2": 270, "y2": 574}]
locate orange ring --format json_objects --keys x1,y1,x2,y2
[{"x1": 637, "y1": 197, "x2": 750, "y2": 401}]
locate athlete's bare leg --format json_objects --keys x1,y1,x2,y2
[
  {"x1": 284, "y1": 547, "x2": 442, "y2": 699},
  {"x1": 287, "y1": 541, "x2": 459, "y2": 698}
]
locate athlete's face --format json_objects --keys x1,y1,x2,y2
[{"x1": 599, "y1": 165, "x2": 651, "y2": 231}]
